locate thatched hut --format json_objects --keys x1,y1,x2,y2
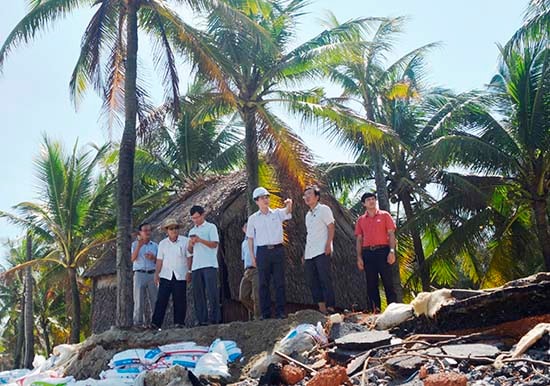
[{"x1": 84, "y1": 172, "x2": 367, "y2": 333}]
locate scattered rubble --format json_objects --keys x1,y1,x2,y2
[{"x1": 3, "y1": 274, "x2": 550, "y2": 385}]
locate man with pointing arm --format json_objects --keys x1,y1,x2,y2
[{"x1": 246, "y1": 187, "x2": 292, "y2": 319}]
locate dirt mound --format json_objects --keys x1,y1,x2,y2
[{"x1": 64, "y1": 310, "x2": 325, "y2": 381}]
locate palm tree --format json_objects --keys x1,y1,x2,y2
[
  {"x1": 136, "y1": 79, "x2": 245, "y2": 190},
  {"x1": 0, "y1": 240, "x2": 28, "y2": 368},
  {"x1": 0, "y1": 137, "x2": 114, "y2": 343},
  {"x1": 508, "y1": 0, "x2": 550, "y2": 47},
  {"x1": 314, "y1": 15, "x2": 439, "y2": 297},
  {"x1": 0, "y1": 0, "x2": 240, "y2": 327},
  {"x1": 23, "y1": 233, "x2": 34, "y2": 369},
  {"x1": 424, "y1": 32, "x2": 550, "y2": 271},
  {"x1": 168, "y1": 0, "x2": 381, "y2": 210},
  {"x1": 320, "y1": 89, "x2": 459, "y2": 292},
  {"x1": 0, "y1": 236, "x2": 55, "y2": 361}
]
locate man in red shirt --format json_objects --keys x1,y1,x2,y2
[{"x1": 355, "y1": 192, "x2": 397, "y2": 312}]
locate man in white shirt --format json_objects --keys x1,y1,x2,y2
[
  {"x1": 246, "y1": 187, "x2": 292, "y2": 319},
  {"x1": 187, "y1": 205, "x2": 221, "y2": 325},
  {"x1": 303, "y1": 185, "x2": 336, "y2": 314},
  {"x1": 151, "y1": 218, "x2": 192, "y2": 329},
  {"x1": 131, "y1": 222, "x2": 158, "y2": 327}
]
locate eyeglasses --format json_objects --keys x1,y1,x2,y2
[{"x1": 167, "y1": 227, "x2": 178, "y2": 231}]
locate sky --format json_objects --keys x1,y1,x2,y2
[{"x1": 0, "y1": 0, "x2": 528, "y2": 251}]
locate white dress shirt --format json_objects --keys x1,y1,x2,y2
[
  {"x1": 246, "y1": 208, "x2": 291, "y2": 246},
  {"x1": 157, "y1": 236, "x2": 191, "y2": 280},
  {"x1": 305, "y1": 203, "x2": 335, "y2": 259}
]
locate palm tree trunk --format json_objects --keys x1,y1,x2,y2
[
  {"x1": 23, "y1": 233, "x2": 34, "y2": 368},
  {"x1": 369, "y1": 145, "x2": 391, "y2": 211},
  {"x1": 401, "y1": 192, "x2": 430, "y2": 291},
  {"x1": 116, "y1": 0, "x2": 139, "y2": 327},
  {"x1": 369, "y1": 145, "x2": 403, "y2": 301},
  {"x1": 14, "y1": 296, "x2": 24, "y2": 368},
  {"x1": 532, "y1": 197, "x2": 550, "y2": 270},
  {"x1": 243, "y1": 106, "x2": 259, "y2": 214},
  {"x1": 40, "y1": 315, "x2": 51, "y2": 356},
  {"x1": 68, "y1": 267, "x2": 81, "y2": 343}
]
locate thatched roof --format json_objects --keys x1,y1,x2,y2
[
  {"x1": 84, "y1": 172, "x2": 368, "y2": 308},
  {"x1": 83, "y1": 244, "x2": 116, "y2": 279}
]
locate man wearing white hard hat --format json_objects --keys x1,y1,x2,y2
[{"x1": 246, "y1": 187, "x2": 293, "y2": 319}]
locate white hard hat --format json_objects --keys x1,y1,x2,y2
[{"x1": 252, "y1": 187, "x2": 270, "y2": 199}]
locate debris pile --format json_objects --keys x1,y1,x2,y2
[
  {"x1": 2, "y1": 273, "x2": 549, "y2": 385},
  {"x1": 239, "y1": 272, "x2": 550, "y2": 385}
]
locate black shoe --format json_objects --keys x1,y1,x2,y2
[{"x1": 276, "y1": 314, "x2": 287, "y2": 319}]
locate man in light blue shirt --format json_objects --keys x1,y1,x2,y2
[
  {"x1": 188, "y1": 205, "x2": 221, "y2": 325},
  {"x1": 239, "y1": 221, "x2": 259, "y2": 319},
  {"x1": 131, "y1": 222, "x2": 159, "y2": 326}
]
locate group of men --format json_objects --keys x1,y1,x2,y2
[
  {"x1": 131, "y1": 205, "x2": 221, "y2": 328},
  {"x1": 131, "y1": 185, "x2": 398, "y2": 328}
]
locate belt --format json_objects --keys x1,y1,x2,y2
[
  {"x1": 245, "y1": 266, "x2": 256, "y2": 270},
  {"x1": 258, "y1": 244, "x2": 283, "y2": 250},
  {"x1": 363, "y1": 245, "x2": 389, "y2": 251},
  {"x1": 134, "y1": 269, "x2": 155, "y2": 274}
]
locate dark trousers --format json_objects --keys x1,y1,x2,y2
[
  {"x1": 305, "y1": 253, "x2": 336, "y2": 308},
  {"x1": 152, "y1": 274, "x2": 187, "y2": 327},
  {"x1": 362, "y1": 247, "x2": 397, "y2": 312},
  {"x1": 257, "y1": 245, "x2": 286, "y2": 318},
  {"x1": 192, "y1": 267, "x2": 221, "y2": 325}
]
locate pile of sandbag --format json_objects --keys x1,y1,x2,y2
[
  {"x1": 0, "y1": 369, "x2": 30, "y2": 385},
  {"x1": 1, "y1": 339, "x2": 242, "y2": 386},
  {"x1": 157, "y1": 342, "x2": 209, "y2": 369},
  {"x1": 100, "y1": 339, "x2": 241, "y2": 383}
]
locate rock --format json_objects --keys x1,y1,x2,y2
[
  {"x1": 346, "y1": 352, "x2": 369, "y2": 375},
  {"x1": 306, "y1": 366, "x2": 349, "y2": 386},
  {"x1": 441, "y1": 344, "x2": 500, "y2": 358},
  {"x1": 143, "y1": 365, "x2": 192, "y2": 386},
  {"x1": 443, "y1": 357, "x2": 458, "y2": 366},
  {"x1": 384, "y1": 355, "x2": 426, "y2": 377},
  {"x1": 311, "y1": 359, "x2": 326, "y2": 370},
  {"x1": 329, "y1": 322, "x2": 368, "y2": 341},
  {"x1": 423, "y1": 372, "x2": 468, "y2": 386},
  {"x1": 334, "y1": 330, "x2": 392, "y2": 350},
  {"x1": 64, "y1": 345, "x2": 116, "y2": 380},
  {"x1": 280, "y1": 365, "x2": 306, "y2": 385}
]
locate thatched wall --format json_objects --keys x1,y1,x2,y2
[
  {"x1": 91, "y1": 279, "x2": 116, "y2": 333},
  {"x1": 84, "y1": 172, "x2": 367, "y2": 332}
]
